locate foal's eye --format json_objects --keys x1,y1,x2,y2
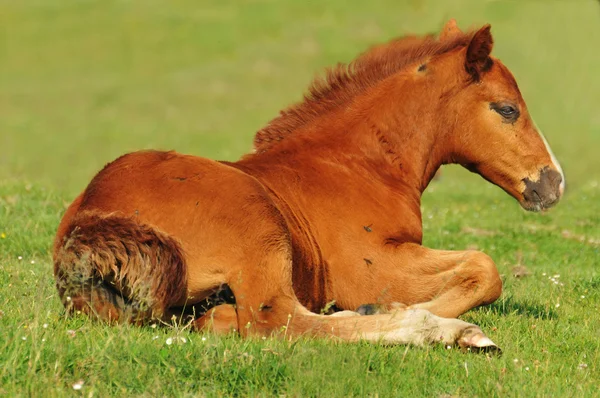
[
  {"x1": 498, "y1": 106, "x2": 516, "y2": 117},
  {"x1": 490, "y1": 102, "x2": 520, "y2": 122}
]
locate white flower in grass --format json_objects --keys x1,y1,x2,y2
[
  {"x1": 555, "y1": 303, "x2": 560, "y2": 308},
  {"x1": 201, "y1": 337, "x2": 207, "y2": 342},
  {"x1": 152, "y1": 335, "x2": 159, "y2": 340},
  {"x1": 30, "y1": 260, "x2": 35, "y2": 264},
  {"x1": 72, "y1": 380, "x2": 84, "y2": 390},
  {"x1": 578, "y1": 363, "x2": 588, "y2": 370},
  {"x1": 166, "y1": 337, "x2": 173, "y2": 345},
  {"x1": 43, "y1": 323, "x2": 48, "y2": 329},
  {"x1": 581, "y1": 295, "x2": 586, "y2": 299},
  {"x1": 21, "y1": 336, "x2": 27, "y2": 341},
  {"x1": 18, "y1": 256, "x2": 22, "y2": 260}
]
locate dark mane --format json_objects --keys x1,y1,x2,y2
[{"x1": 253, "y1": 31, "x2": 474, "y2": 153}]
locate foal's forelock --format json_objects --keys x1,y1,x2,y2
[{"x1": 253, "y1": 31, "x2": 476, "y2": 154}]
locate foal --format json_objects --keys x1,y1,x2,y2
[{"x1": 54, "y1": 21, "x2": 563, "y2": 350}]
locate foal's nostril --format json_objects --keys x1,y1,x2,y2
[
  {"x1": 550, "y1": 172, "x2": 563, "y2": 188},
  {"x1": 547, "y1": 170, "x2": 564, "y2": 198},
  {"x1": 556, "y1": 174, "x2": 563, "y2": 192}
]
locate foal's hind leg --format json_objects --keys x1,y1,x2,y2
[
  {"x1": 194, "y1": 304, "x2": 238, "y2": 334},
  {"x1": 368, "y1": 244, "x2": 502, "y2": 319}
]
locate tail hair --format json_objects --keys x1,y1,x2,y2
[{"x1": 53, "y1": 211, "x2": 187, "y2": 323}]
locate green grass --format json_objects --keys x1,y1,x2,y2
[{"x1": 1, "y1": 0, "x2": 599, "y2": 396}]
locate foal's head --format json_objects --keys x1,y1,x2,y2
[{"x1": 435, "y1": 20, "x2": 564, "y2": 211}]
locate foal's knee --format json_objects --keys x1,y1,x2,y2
[{"x1": 466, "y1": 251, "x2": 502, "y2": 306}]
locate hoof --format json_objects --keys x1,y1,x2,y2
[
  {"x1": 457, "y1": 327, "x2": 501, "y2": 355},
  {"x1": 356, "y1": 304, "x2": 382, "y2": 315}
]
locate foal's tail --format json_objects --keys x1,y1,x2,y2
[{"x1": 53, "y1": 212, "x2": 187, "y2": 323}]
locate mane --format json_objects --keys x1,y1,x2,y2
[{"x1": 253, "y1": 30, "x2": 474, "y2": 153}]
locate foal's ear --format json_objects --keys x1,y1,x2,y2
[
  {"x1": 465, "y1": 24, "x2": 494, "y2": 81},
  {"x1": 440, "y1": 19, "x2": 462, "y2": 41}
]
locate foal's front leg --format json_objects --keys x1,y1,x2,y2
[{"x1": 369, "y1": 243, "x2": 503, "y2": 319}]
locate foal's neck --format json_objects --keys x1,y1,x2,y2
[
  {"x1": 342, "y1": 77, "x2": 448, "y2": 193},
  {"x1": 242, "y1": 74, "x2": 449, "y2": 196}
]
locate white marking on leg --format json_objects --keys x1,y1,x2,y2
[
  {"x1": 473, "y1": 336, "x2": 496, "y2": 347},
  {"x1": 329, "y1": 310, "x2": 360, "y2": 317}
]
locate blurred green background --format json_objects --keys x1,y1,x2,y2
[
  {"x1": 1, "y1": 2, "x2": 599, "y2": 396},
  {"x1": 1, "y1": 0, "x2": 599, "y2": 197}
]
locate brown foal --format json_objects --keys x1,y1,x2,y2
[{"x1": 53, "y1": 20, "x2": 564, "y2": 351}]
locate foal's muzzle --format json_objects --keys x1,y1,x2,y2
[{"x1": 521, "y1": 167, "x2": 563, "y2": 212}]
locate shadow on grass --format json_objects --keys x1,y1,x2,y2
[{"x1": 480, "y1": 296, "x2": 558, "y2": 320}]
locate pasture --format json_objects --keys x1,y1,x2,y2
[{"x1": 1, "y1": 0, "x2": 599, "y2": 396}]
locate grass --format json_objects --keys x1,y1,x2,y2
[{"x1": 1, "y1": 0, "x2": 599, "y2": 396}]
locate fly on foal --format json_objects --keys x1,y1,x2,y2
[{"x1": 53, "y1": 21, "x2": 564, "y2": 351}]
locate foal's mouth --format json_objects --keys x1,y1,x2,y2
[{"x1": 520, "y1": 193, "x2": 561, "y2": 212}]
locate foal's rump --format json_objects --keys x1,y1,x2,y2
[{"x1": 52, "y1": 150, "x2": 288, "y2": 323}]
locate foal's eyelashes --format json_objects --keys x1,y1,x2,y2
[{"x1": 489, "y1": 101, "x2": 520, "y2": 123}]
